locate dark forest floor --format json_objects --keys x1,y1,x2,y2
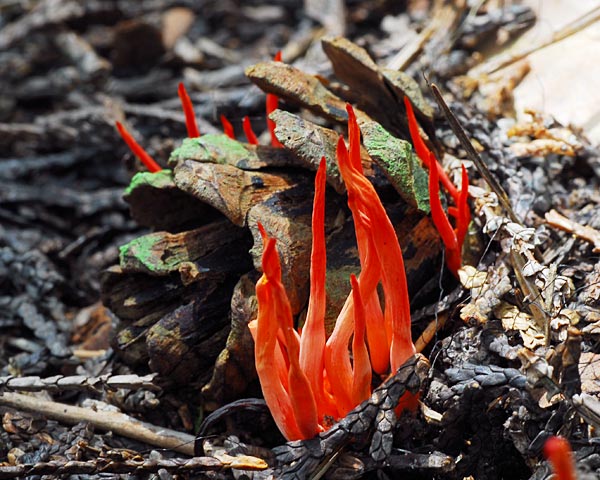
[{"x1": 1, "y1": 1, "x2": 600, "y2": 479}]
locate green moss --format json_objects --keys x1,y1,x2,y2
[
  {"x1": 169, "y1": 134, "x2": 249, "y2": 165},
  {"x1": 125, "y1": 169, "x2": 174, "y2": 196},
  {"x1": 119, "y1": 233, "x2": 173, "y2": 274},
  {"x1": 362, "y1": 123, "x2": 430, "y2": 213}
]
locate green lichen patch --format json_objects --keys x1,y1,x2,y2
[
  {"x1": 125, "y1": 169, "x2": 174, "y2": 196},
  {"x1": 361, "y1": 122, "x2": 430, "y2": 214},
  {"x1": 169, "y1": 134, "x2": 250, "y2": 168},
  {"x1": 118, "y1": 233, "x2": 176, "y2": 274}
]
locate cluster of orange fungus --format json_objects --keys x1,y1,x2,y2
[
  {"x1": 404, "y1": 96, "x2": 470, "y2": 276},
  {"x1": 249, "y1": 104, "x2": 416, "y2": 441},
  {"x1": 543, "y1": 436, "x2": 577, "y2": 480}
]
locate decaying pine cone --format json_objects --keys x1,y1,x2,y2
[{"x1": 101, "y1": 41, "x2": 451, "y2": 407}]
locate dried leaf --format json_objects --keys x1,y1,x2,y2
[
  {"x1": 460, "y1": 303, "x2": 489, "y2": 324},
  {"x1": 497, "y1": 303, "x2": 545, "y2": 349},
  {"x1": 245, "y1": 61, "x2": 350, "y2": 124},
  {"x1": 457, "y1": 265, "x2": 487, "y2": 289},
  {"x1": 269, "y1": 109, "x2": 347, "y2": 193},
  {"x1": 321, "y1": 37, "x2": 433, "y2": 136},
  {"x1": 510, "y1": 139, "x2": 578, "y2": 158},
  {"x1": 459, "y1": 263, "x2": 512, "y2": 324},
  {"x1": 579, "y1": 352, "x2": 600, "y2": 395},
  {"x1": 507, "y1": 111, "x2": 584, "y2": 157}
]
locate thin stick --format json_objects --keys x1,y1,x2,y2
[
  {"x1": 414, "y1": 312, "x2": 448, "y2": 353},
  {"x1": 0, "y1": 392, "x2": 195, "y2": 455}
]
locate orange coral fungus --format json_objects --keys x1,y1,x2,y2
[
  {"x1": 115, "y1": 121, "x2": 162, "y2": 173},
  {"x1": 404, "y1": 96, "x2": 470, "y2": 276},
  {"x1": 250, "y1": 105, "x2": 416, "y2": 440},
  {"x1": 544, "y1": 436, "x2": 577, "y2": 480},
  {"x1": 177, "y1": 82, "x2": 200, "y2": 138}
]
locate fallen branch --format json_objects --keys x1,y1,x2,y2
[{"x1": 0, "y1": 392, "x2": 195, "y2": 455}]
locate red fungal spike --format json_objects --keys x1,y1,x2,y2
[
  {"x1": 177, "y1": 82, "x2": 200, "y2": 138},
  {"x1": 404, "y1": 96, "x2": 459, "y2": 202},
  {"x1": 350, "y1": 274, "x2": 371, "y2": 406},
  {"x1": 299, "y1": 159, "x2": 336, "y2": 419},
  {"x1": 115, "y1": 121, "x2": 162, "y2": 173},
  {"x1": 324, "y1": 137, "x2": 359, "y2": 415},
  {"x1": 346, "y1": 104, "x2": 363, "y2": 173},
  {"x1": 266, "y1": 50, "x2": 284, "y2": 148},
  {"x1": 252, "y1": 238, "x2": 303, "y2": 441},
  {"x1": 544, "y1": 436, "x2": 576, "y2": 480},
  {"x1": 333, "y1": 108, "x2": 414, "y2": 374},
  {"x1": 243, "y1": 116, "x2": 259, "y2": 145},
  {"x1": 455, "y1": 164, "x2": 470, "y2": 248},
  {"x1": 428, "y1": 151, "x2": 460, "y2": 274},
  {"x1": 220, "y1": 114, "x2": 235, "y2": 139},
  {"x1": 266, "y1": 96, "x2": 283, "y2": 148},
  {"x1": 403, "y1": 96, "x2": 431, "y2": 169}
]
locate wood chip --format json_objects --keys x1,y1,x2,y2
[{"x1": 545, "y1": 209, "x2": 600, "y2": 253}]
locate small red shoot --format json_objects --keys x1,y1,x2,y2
[
  {"x1": 404, "y1": 96, "x2": 458, "y2": 202},
  {"x1": 544, "y1": 436, "x2": 577, "y2": 480},
  {"x1": 428, "y1": 152, "x2": 462, "y2": 275},
  {"x1": 243, "y1": 116, "x2": 259, "y2": 145},
  {"x1": 115, "y1": 121, "x2": 162, "y2": 173},
  {"x1": 266, "y1": 51, "x2": 284, "y2": 148},
  {"x1": 220, "y1": 114, "x2": 235, "y2": 139},
  {"x1": 404, "y1": 95, "x2": 471, "y2": 276},
  {"x1": 177, "y1": 82, "x2": 200, "y2": 138}
]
